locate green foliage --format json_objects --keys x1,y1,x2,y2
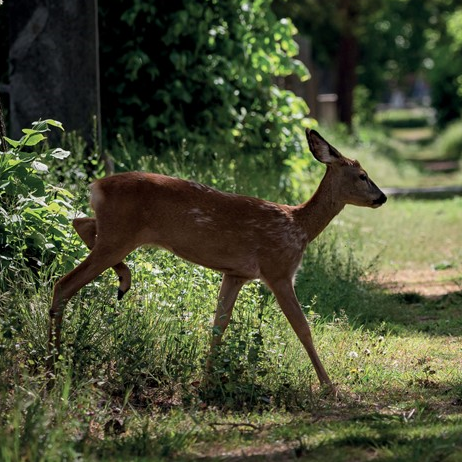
[
  {"x1": 274, "y1": 1, "x2": 435, "y2": 100},
  {"x1": 447, "y1": 8, "x2": 462, "y2": 105},
  {"x1": 296, "y1": 236, "x2": 384, "y2": 324},
  {"x1": 0, "y1": 120, "x2": 85, "y2": 289},
  {"x1": 275, "y1": 0, "x2": 462, "y2": 126},
  {"x1": 424, "y1": 6, "x2": 462, "y2": 126},
  {"x1": 374, "y1": 108, "x2": 432, "y2": 129},
  {"x1": 435, "y1": 119, "x2": 462, "y2": 160},
  {"x1": 99, "y1": 0, "x2": 310, "y2": 164},
  {"x1": 0, "y1": 377, "x2": 86, "y2": 462},
  {"x1": 353, "y1": 85, "x2": 376, "y2": 127}
]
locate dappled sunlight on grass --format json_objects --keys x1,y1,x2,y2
[{"x1": 333, "y1": 197, "x2": 462, "y2": 272}]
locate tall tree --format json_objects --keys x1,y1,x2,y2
[
  {"x1": 425, "y1": 5, "x2": 462, "y2": 125},
  {"x1": 0, "y1": 96, "x2": 6, "y2": 152},
  {"x1": 336, "y1": 0, "x2": 359, "y2": 129},
  {"x1": 274, "y1": 0, "x2": 382, "y2": 130}
]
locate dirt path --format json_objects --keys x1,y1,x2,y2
[{"x1": 376, "y1": 268, "x2": 461, "y2": 297}]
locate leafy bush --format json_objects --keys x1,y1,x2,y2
[
  {"x1": 0, "y1": 120, "x2": 86, "y2": 289},
  {"x1": 99, "y1": 0, "x2": 310, "y2": 164},
  {"x1": 435, "y1": 119, "x2": 462, "y2": 160},
  {"x1": 374, "y1": 109, "x2": 432, "y2": 129},
  {"x1": 426, "y1": 7, "x2": 462, "y2": 127},
  {"x1": 353, "y1": 85, "x2": 376, "y2": 127}
]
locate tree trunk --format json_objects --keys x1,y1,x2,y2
[
  {"x1": 336, "y1": 0, "x2": 358, "y2": 131},
  {"x1": 0, "y1": 96, "x2": 7, "y2": 151}
]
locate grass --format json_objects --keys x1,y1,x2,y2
[
  {"x1": 1, "y1": 123, "x2": 462, "y2": 461},
  {"x1": 323, "y1": 122, "x2": 462, "y2": 189},
  {"x1": 335, "y1": 197, "x2": 462, "y2": 272},
  {"x1": 374, "y1": 107, "x2": 434, "y2": 129},
  {"x1": 3, "y1": 274, "x2": 462, "y2": 461}
]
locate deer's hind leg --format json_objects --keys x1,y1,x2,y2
[
  {"x1": 49, "y1": 239, "x2": 134, "y2": 362},
  {"x1": 73, "y1": 217, "x2": 131, "y2": 299}
]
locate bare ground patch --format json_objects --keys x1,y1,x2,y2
[{"x1": 375, "y1": 268, "x2": 462, "y2": 297}]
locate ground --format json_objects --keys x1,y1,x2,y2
[{"x1": 378, "y1": 268, "x2": 461, "y2": 297}]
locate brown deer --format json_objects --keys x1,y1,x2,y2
[{"x1": 48, "y1": 129, "x2": 386, "y2": 390}]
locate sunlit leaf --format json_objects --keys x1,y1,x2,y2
[
  {"x1": 50, "y1": 148, "x2": 71, "y2": 159},
  {"x1": 31, "y1": 160, "x2": 49, "y2": 173},
  {"x1": 3, "y1": 137, "x2": 19, "y2": 148},
  {"x1": 43, "y1": 119, "x2": 64, "y2": 130},
  {"x1": 24, "y1": 133, "x2": 46, "y2": 147}
]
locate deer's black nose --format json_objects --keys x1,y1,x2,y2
[{"x1": 373, "y1": 193, "x2": 387, "y2": 206}]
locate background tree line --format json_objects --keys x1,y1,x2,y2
[{"x1": 274, "y1": 0, "x2": 462, "y2": 128}]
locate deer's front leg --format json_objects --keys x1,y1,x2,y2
[
  {"x1": 206, "y1": 274, "x2": 246, "y2": 371},
  {"x1": 268, "y1": 278, "x2": 333, "y2": 389}
]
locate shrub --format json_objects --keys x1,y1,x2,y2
[
  {"x1": 436, "y1": 119, "x2": 462, "y2": 160},
  {"x1": 98, "y1": 0, "x2": 311, "y2": 164},
  {"x1": 0, "y1": 120, "x2": 86, "y2": 289}
]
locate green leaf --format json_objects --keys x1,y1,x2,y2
[
  {"x1": 31, "y1": 120, "x2": 50, "y2": 132},
  {"x1": 24, "y1": 133, "x2": 46, "y2": 146},
  {"x1": 22, "y1": 128, "x2": 40, "y2": 135},
  {"x1": 46, "y1": 202, "x2": 62, "y2": 213},
  {"x1": 433, "y1": 261, "x2": 453, "y2": 271},
  {"x1": 31, "y1": 160, "x2": 49, "y2": 173},
  {"x1": 3, "y1": 137, "x2": 19, "y2": 148},
  {"x1": 28, "y1": 231, "x2": 47, "y2": 246},
  {"x1": 43, "y1": 119, "x2": 64, "y2": 131},
  {"x1": 50, "y1": 148, "x2": 71, "y2": 159},
  {"x1": 22, "y1": 174, "x2": 45, "y2": 195},
  {"x1": 17, "y1": 152, "x2": 37, "y2": 162}
]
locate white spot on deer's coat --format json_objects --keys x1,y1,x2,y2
[
  {"x1": 196, "y1": 215, "x2": 214, "y2": 225},
  {"x1": 190, "y1": 181, "x2": 209, "y2": 191},
  {"x1": 188, "y1": 207, "x2": 215, "y2": 226}
]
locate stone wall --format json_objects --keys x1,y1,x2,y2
[{"x1": 8, "y1": 0, "x2": 100, "y2": 146}]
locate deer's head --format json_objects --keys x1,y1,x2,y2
[{"x1": 306, "y1": 129, "x2": 387, "y2": 209}]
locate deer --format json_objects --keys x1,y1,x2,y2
[{"x1": 48, "y1": 129, "x2": 386, "y2": 391}]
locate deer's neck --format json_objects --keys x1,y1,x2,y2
[{"x1": 294, "y1": 172, "x2": 345, "y2": 243}]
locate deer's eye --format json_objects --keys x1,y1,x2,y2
[{"x1": 359, "y1": 173, "x2": 367, "y2": 181}]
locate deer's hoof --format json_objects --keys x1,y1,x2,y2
[{"x1": 117, "y1": 289, "x2": 126, "y2": 300}]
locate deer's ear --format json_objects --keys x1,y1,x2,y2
[{"x1": 306, "y1": 129, "x2": 342, "y2": 165}]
